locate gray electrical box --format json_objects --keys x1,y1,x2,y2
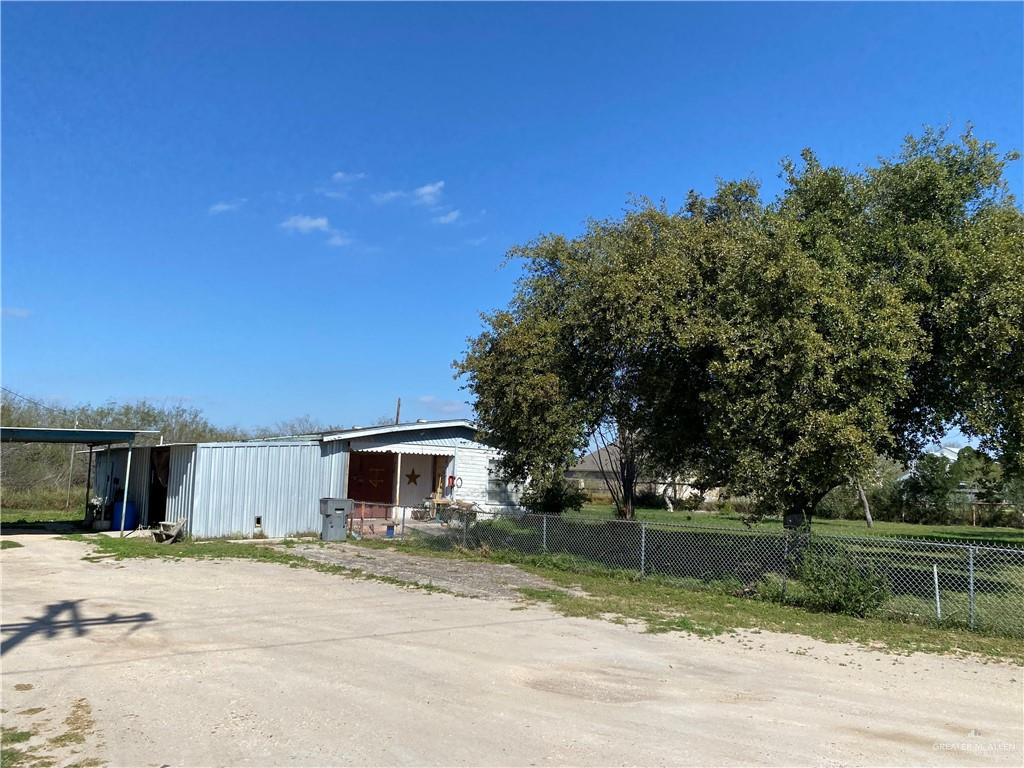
[{"x1": 320, "y1": 498, "x2": 352, "y2": 542}]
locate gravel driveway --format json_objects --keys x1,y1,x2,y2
[
  {"x1": 2, "y1": 534, "x2": 1022, "y2": 767},
  {"x1": 277, "y1": 541, "x2": 558, "y2": 599}
]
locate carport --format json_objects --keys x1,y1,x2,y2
[{"x1": 1, "y1": 427, "x2": 160, "y2": 535}]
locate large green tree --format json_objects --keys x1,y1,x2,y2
[{"x1": 458, "y1": 129, "x2": 1023, "y2": 527}]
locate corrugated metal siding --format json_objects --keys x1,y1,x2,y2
[
  {"x1": 165, "y1": 445, "x2": 197, "y2": 528},
  {"x1": 92, "y1": 446, "x2": 150, "y2": 519},
  {"x1": 93, "y1": 448, "x2": 126, "y2": 502},
  {"x1": 189, "y1": 442, "x2": 327, "y2": 538},
  {"x1": 128, "y1": 446, "x2": 151, "y2": 523},
  {"x1": 319, "y1": 441, "x2": 347, "y2": 498}
]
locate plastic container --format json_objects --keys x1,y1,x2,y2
[{"x1": 113, "y1": 500, "x2": 139, "y2": 531}]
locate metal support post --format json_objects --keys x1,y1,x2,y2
[
  {"x1": 120, "y1": 442, "x2": 134, "y2": 537},
  {"x1": 968, "y1": 547, "x2": 976, "y2": 629},
  {"x1": 932, "y1": 563, "x2": 942, "y2": 621},
  {"x1": 542, "y1": 516, "x2": 548, "y2": 552},
  {"x1": 640, "y1": 522, "x2": 647, "y2": 575}
]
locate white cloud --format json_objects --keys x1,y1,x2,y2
[
  {"x1": 371, "y1": 190, "x2": 406, "y2": 205},
  {"x1": 331, "y1": 171, "x2": 367, "y2": 183},
  {"x1": 208, "y1": 198, "x2": 247, "y2": 215},
  {"x1": 433, "y1": 209, "x2": 461, "y2": 224},
  {"x1": 2, "y1": 307, "x2": 31, "y2": 318},
  {"x1": 413, "y1": 180, "x2": 445, "y2": 206},
  {"x1": 327, "y1": 231, "x2": 353, "y2": 247},
  {"x1": 280, "y1": 214, "x2": 330, "y2": 234},
  {"x1": 320, "y1": 171, "x2": 368, "y2": 198},
  {"x1": 466, "y1": 236, "x2": 488, "y2": 246}
]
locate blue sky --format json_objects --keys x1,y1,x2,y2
[{"x1": 2, "y1": 2, "x2": 1022, "y2": 431}]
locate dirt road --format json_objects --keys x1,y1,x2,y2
[{"x1": 2, "y1": 535, "x2": 1021, "y2": 767}]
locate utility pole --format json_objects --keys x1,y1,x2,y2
[{"x1": 394, "y1": 397, "x2": 401, "y2": 425}]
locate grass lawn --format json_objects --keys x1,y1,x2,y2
[
  {"x1": 1, "y1": 506, "x2": 86, "y2": 530},
  {"x1": 579, "y1": 503, "x2": 1024, "y2": 546},
  {"x1": 354, "y1": 537, "x2": 1024, "y2": 664}
]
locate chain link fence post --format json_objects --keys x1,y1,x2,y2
[
  {"x1": 542, "y1": 515, "x2": 548, "y2": 552},
  {"x1": 968, "y1": 546, "x2": 976, "y2": 630},
  {"x1": 640, "y1": 521, "x2": 647, "y2": 576}
]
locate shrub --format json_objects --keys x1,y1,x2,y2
[
  {"x1": 898, "y1": 454, "x2": 958, "y2": 524},
  {"x1": 521, "y1": 478, "x2": 588, "y2": 515},
  {"x1": 816, "y1": 486, "x2": 857, "y2": 519},
  {"x1": 792, "y1": 544, "x2": 889, "y2": 618},
  {"x1": 634, "y1": 489, "x2": 666, "y2": 508}
]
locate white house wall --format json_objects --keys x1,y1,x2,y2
[
  {"x1": 397, "y1": 453, "x2": 436, "y2": 507},
  {"x1": 453, "y1": 445, "x2": 519, "y2": 511}
]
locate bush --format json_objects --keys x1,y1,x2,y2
[
  {"x1": 816, "y1": 486, "x2": 858, "y2": 519},
  {"x1": 792, "y1": 544, "x2": 889, "y2": 618},
  {"x1": 898, "y1": 454, "x2": 958, "y2": 524},
  {"x1": 718, "y1": 497, "x2": 757, "y2": 519},
  {"x1": 521, "y1": 479, "x2": 588, "y2": 515},
  {"x1": 634, "y1": 489, "x2": 666, "y2": 508}
]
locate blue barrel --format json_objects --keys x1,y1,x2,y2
[{"x1": 113, "y1": 500, "x2": 139, "y2": 531}]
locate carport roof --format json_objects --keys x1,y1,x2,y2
[{"x1": 0, "y1": 427, "x2": 160, "y2": 446}]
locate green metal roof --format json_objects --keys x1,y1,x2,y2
[{"x1": 0, "y1": 427, "x2": 159, "y2": 445}]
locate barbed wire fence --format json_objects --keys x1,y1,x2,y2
[{"x1": 401, "y1": 511, "x2": 1024, "y2": 637}]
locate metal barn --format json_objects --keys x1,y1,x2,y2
[{"x1": 91, "y1": 420, "x2": 518, "y2": 538}]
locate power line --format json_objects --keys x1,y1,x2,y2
[{"x1": 0, "y1": 386, "x2": 69, "y2": 414}]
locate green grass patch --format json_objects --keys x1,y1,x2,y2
[
  {"x1": 1, "y1": 487, "x2": 83, "y2": 511},
  {"x1": 353, "y1": 536, "x2": 1024, "y2": 663},
  {"x1": 62, "y1": 534, "x2": 454, "y2": 595},
  {"x1": 1, "y1": 541, "x2": 24, "y2": 550},
  {"x1": 1, "y1": 726, "x2": 45, "y2": 768},
  {"x1": 579, "y1": 504, "x2": 1024, "y2": 546},
  {"x1": 1, "y1": 507, "x2": 86, "y2": 530},
  {"x1": 1, "y1": 729, "x2": 32, "y2": 747}
]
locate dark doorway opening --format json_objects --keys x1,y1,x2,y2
[{"x1": 148, "y1": 448, "x2": 170, "y2": 525}]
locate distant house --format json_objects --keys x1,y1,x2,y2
[
  {"x1": 91, "y1": 419, "x2": 521, "y2": 538},
  {"x1": 897, "y1": 445, "x2": 963, "y2": 481},
  {"x1": 565, "y1": 446, "x2": 622, "y2": 496},
  {"x1": 565, "y1": 445, "x2": 714, "y2": 501}
]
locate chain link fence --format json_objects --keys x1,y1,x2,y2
[{"x1": 403, "y1": 511, "x2": 1024, "y2": 637}]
